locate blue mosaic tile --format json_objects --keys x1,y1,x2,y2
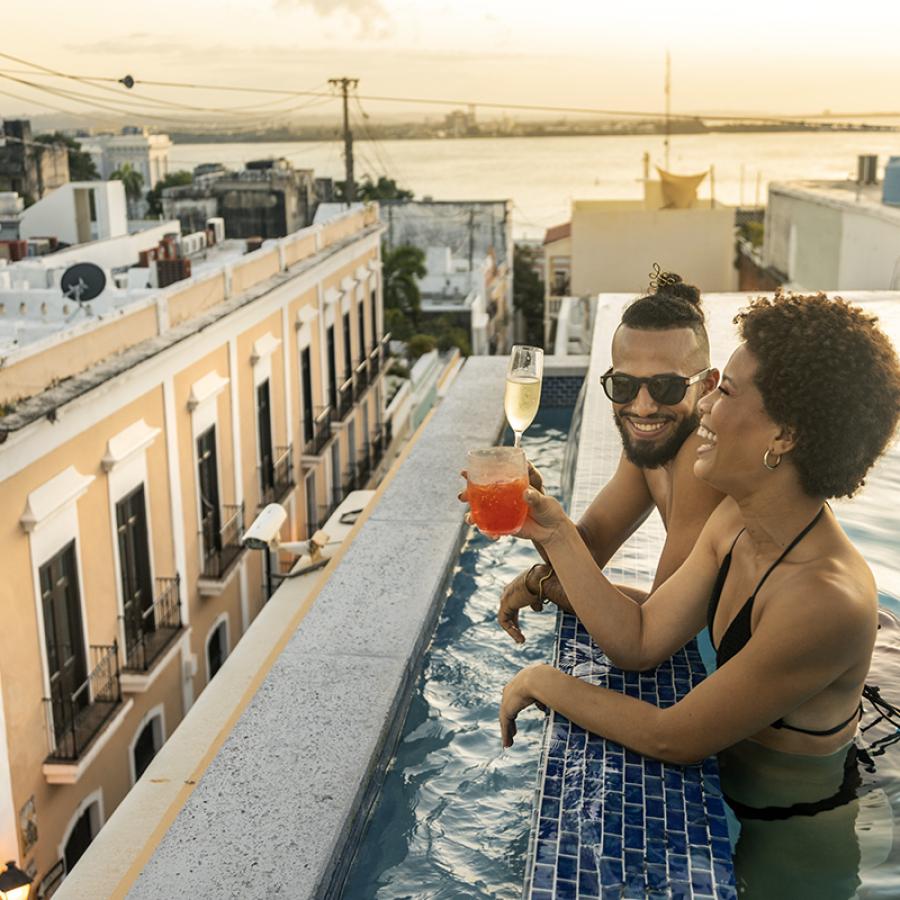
[
  {"x1": 524, "y1": 611, "x2": 737, "y2": 898},
  {"x1": 558, "y1": 855, "x2": 578, "y2": 882},
  {"x1": 579, "y1": 868, "x2": 601, "y2": 898}
]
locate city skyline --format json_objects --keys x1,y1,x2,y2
[{"x1": 3, "y1": 0, "x2": 900, "y2": 124}]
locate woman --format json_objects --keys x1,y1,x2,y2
[{"x1": 495, "y1": 293, "x2": 900, "y2": 896}]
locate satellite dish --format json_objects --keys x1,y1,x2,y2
[{"x1": 61, "y1": 263, "x2": 107, "y2": 303}]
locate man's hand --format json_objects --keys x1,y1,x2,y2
[
  {"x1": 527, "y1": 461, "x2": 544, "y2": 494},
  {"x1": 499, "y1": 567, "x2": 547, "y2": 644},
  {"x1": 499, "y1": 565, "x2": 574, "y2": 643}
]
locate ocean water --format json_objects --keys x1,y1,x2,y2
[{"x1": 168, "y1": 131, "x2": 900, "y2": 238}]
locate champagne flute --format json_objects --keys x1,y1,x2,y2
[{"x1": 505, "y1": 345, "x2": 544, "y2": 447}]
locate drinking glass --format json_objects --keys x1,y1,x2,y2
[
  {"x1": 466, "y1": 447, "x2": 529, "y2": 536},
  {"x1": 505, "y1": 345, "x2": 544, "y2": 447}
]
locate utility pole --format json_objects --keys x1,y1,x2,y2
[
  {"x1": 329, "y1": 77, "x2": 359, "y2": 203},
  {"x1": 664, "y1": 51, "x2": 671, "y2": 170}
]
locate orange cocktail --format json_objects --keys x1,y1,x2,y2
[
  {"x1": 468, "y1": 477, "x2": 529, "y2": 535},
  {"x1": 466, "y1": 447, "x2": 529, "y2": 536}
]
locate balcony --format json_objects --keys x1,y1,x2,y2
[
  {"x1": 198, "y1": 503, "x2": 245, "y2": 594},
  {"x1": 371, "y1": 428, "x2": 384, "y2": 467},
  {"x1": 354, "y1": 358, "x2": 369, "y2": 401},
  {"x1": 302, "y1": 406, "x2": 333, "y2": 460},
  {"x1": 120, "y1": 576, "x2": 183, "y2": 688},
  {"x1": 332, "y1": 378, "x2": 354, "y2": 423},
  {"x1": 260, "y1": 444, "x2": 295, "y2": 507},
  {"x1": 42, "y1": 643, "x2": 125, "y2": 782}
]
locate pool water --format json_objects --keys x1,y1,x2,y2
[{"x1": 341, "y1": 410, "x2": 571, "y2": 899}]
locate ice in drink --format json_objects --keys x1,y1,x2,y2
[{"x1": 467, "y1": 475, "x2": 529, "y2": 535}]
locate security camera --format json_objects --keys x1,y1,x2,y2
[{"x1": 242, "y1": 503, "x2": 287, "y2": 550}]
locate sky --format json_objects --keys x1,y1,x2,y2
[{"x1": 3, "y1": 0, "x2": 900, "y2": 125}]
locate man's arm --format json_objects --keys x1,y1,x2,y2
[{"x1": 574, "y1": 451, "x2": 656, "y2": 569}]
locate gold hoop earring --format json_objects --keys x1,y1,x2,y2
[{"x1": 763, "y1": 449, "x2": 782, "y2": 471}]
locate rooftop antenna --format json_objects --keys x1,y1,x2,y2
[{"x1": 664, "y1": 51, "x2": 671, "y2": 170}]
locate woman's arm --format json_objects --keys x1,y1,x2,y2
[
  {"x1": 517, "y1": 489, "x2": 725, "y2": 670},
  {"x1": 501, "y1": 571, "x2": 874, "y2": 762}
]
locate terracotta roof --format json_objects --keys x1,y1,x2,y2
[{"x1": 543, "y1": 222, "x2": 571, "y2": 245}]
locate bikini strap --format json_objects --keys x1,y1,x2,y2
[{"x1": 749, "y1": 507, "x2": 826, "y2": 601}]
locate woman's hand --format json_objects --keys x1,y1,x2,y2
[
  {"x1": 500, "y1": 664, "x2": 552, "y2": 748},
  {"x1": 514, "y1": 489, "x2": 570, "y2": 546}
]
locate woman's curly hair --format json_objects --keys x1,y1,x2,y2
[{"x1": 735, "y1": 291, "x2": 900, "y2": 498}]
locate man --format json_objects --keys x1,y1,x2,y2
[{"x1": 498, "y1": 279, "x2": 724, "y2": 643}]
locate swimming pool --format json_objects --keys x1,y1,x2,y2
[{"x1": 341, "y1": 409, "x2": 572, "y2": 898}]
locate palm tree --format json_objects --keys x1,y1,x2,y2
[
  {"x1": 109, "y1": 163, "x2": 145, "y2": 216},
  {"x1": 382, "y1": 244, "x2": 426, "y2": 330}
]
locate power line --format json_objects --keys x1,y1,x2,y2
[{"x1": 2, "y1": 53, "x2": 899, "y2": 127}]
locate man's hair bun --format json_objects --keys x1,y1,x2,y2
[{"x1": 656, "y1": 274, "x2": 702, "y2": 307}]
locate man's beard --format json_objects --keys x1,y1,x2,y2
[{"x1": 614, "y1": 409, "x2": 700, "y2": 469}]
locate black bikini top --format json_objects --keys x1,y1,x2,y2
[{"x1": 707, "y1": 507, "x2": 860, "y2": 737}]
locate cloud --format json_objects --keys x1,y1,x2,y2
[{"x1": 272, "y1": 0, "x2": 389, "y2": 36}]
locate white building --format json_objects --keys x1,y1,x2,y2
[
  {"x1": 80, "y1": 128, "x2": 172, "y2": 190},
  {"x1": 19, "y1": 181, "x2": 129, "y2": 245},
  {"x1": 764, "y1": 176, "x2": 900, "y2": 291}
]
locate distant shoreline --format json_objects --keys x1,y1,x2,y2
[{"x1": 169, "y1": 124, "x2": 898, "y2": 144}]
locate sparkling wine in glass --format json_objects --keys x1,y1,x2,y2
[{"x1": 505, "y1": 345, "x2": 544, "y2": 447}]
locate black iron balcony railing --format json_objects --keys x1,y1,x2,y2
[
  {"x1": 120, "y1": 575, "x2": 183, "y2": 673},
  {"x1": 304, "y1": 406, "x2": 333, "y2": 457},
  {"x1": 43, "y1": 643, "x2": 122, "y2": 762},
  {"x1": 201, "y1": 502, "x2": 244, "y2": 580},
  {"x1": 260, "y1": 444, "x2": 294, "y2": 506},
  {"x1": 36, "y1": 860, "x2": 65, "y2": 898},
  {"x1": 332, "y1": 378, "x2": 354, "y2": 422},
  {"x1": 354, "y1": 358, "x2": 369, "y2": 400}
]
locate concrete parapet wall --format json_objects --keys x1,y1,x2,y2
[
  {"x1": 165, "y1": 273, "x2": 227, "y2": 328},
  {"x1": 0, "y1": 303, "x2": 158, "y2": 406}
]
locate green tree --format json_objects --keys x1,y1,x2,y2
[
  {"x1": 336, "y1": 175, "x2": 413, "y2": 202},
  {"x1": 109, "y1": 162, "x2": 145, "y2": 216},
  {"x1": 513, "y1": 244, "x2": 545, "y2": 348},
  {"x1": 432, "y1": 315, "x2": 471, "y2": 357},
  {"x1": 407, "y1": 333, "x2": 437, "y2": 360},
  {"x1": 383, "y1": 243, "x2": 426, "y2": 330},
  {"x1": 34, "y1": 132, "x2": 99, "y2": 181},
  {"x1": 145, "y1": 170, "x2": 193, "y2": 217}
]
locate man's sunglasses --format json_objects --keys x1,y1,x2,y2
[{"x1": 600, "y1": 367, "x2": 712, "y2": 405}]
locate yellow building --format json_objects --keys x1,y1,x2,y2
[
  {"x1": 0, "y1": 205, "x2": 387, "y2": 893},
  {"x1": 543, "y1": 168, "x2": 737, "y2": 346}
]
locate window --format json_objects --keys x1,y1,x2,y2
[
  {"x1": 370, "y1": 289, "x2": 378, "y2": 346},
  {"x1": 326, "y1": 325, "x2": 337, "y2": 410},
  {"x1": 197, "y1": 426, "x2": 221, "y2": 563},
  {"x1": 41, "y1": 541, "x2": 87, "y2": 744},
  {"x1": 116, "y1": 485, "x2": 154, "y2": 656},
  {"x1": 206, "y1": 619, "x2": 228, "y2": 681},
  {"x1": 358, "y1": 301, "x2": 366, "y2": 365},
  {"x1": 63, "y1": 796, "x2": 101, "y2": 875},
  {"x1": 305, "y1": 470, "x2": 317, "y2": 538},
  {"x1": 342, "y1": 311, "x2": 352, "y2": 382},
  {"x1": 132, "y1": 713, "x2": 164, "y2": 782},
  {"x1": 257, "y1": 379, "x2": 274, "y2": 496},
  {"x1": 300, "y1": 346, "x2": 314, "y2": 445}
]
